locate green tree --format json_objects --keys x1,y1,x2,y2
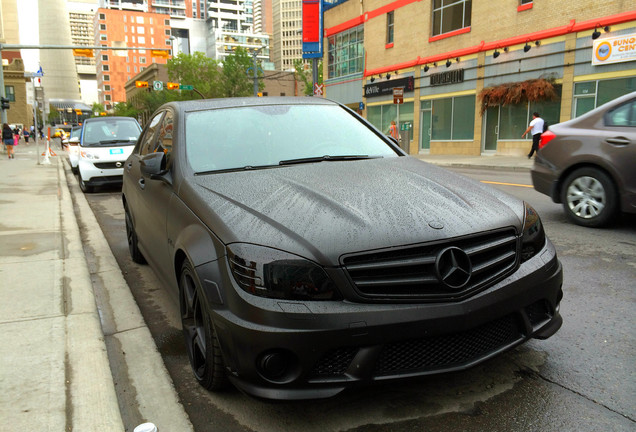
[
  {"x1": 168, "y1": 51, "x2": 222, "y2": 98},
  {"x1": 221, "y1": 47, "x2": 264, "y2": 97},
  {"x1": 113, "y1": 101, "x2": 139, "y2": 118},
  {"x1": 294, "y1": 59, "x2": 323, "y2": 96},
  {"x1": 91, "y1": 102, "x2": 105, "y2": 117}
]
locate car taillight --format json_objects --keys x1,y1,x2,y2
[{"x1": 539, "y1": 130, "x2": 556, "y2": 149}]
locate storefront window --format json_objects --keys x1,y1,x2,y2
[
  {"x1": 328, "y1": 25, "x2": 364, "y2": 79},
  {"x1": 499, "y1": 104, "x2": 528, "y2": 139},
  {"x1": 452, "y1": 96, "x2": 475, "y2": 139},
  {"x1": 573, "y1": 78, "x2": 636, "y2": 117},
  {"x1": 431, "y1": 95, "x2": 474, "y2": 140},
  {"x1": 367, "y1": 103, "x2": 413, "y2": 138}
]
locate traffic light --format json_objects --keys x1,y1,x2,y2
[
  {"x1": 135, "y1": 81, "x2": 149, "y2": 88},
  {"x1": 151, "y1": 49, "x2": 169, "y2": 58},
  {"x1": 72, "y1": 48, "x2": 93, "y2": 57},
  {"x1": 166, "y1": 82, "x2": 180, "y2": 90},
  {"x1": 1, "y1": 97, "x2": 9, "y2": 110}
]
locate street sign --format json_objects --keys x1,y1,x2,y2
[
  {"x1": 314, "y1": 83, "x2": 324, "y2": 96},
  {"x1": 180, "y1": 84, "x2": 194, "y2": 90},
  {"x1": 393, "y1": 87, "x2": 404, "y2": 104},
  {"x1": 153, "y1": 81, "x2": 163, "y2": 91}
]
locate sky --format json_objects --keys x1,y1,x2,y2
[{"x1": 17, "y1": 0, "x2": 39, "y2": 71}]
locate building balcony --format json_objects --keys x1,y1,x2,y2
[{"x1": 151, "y1": 0, "x2": 186, "y2": 8}]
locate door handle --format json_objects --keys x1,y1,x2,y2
[
  {"x1": 138, "y1": 178, "x2": 145, "y2": 190},
  {"x1": 495, "y1": 125, "x2": 499, "y2": 135},
  {"x1": 605, "y1": 137, "x2": 630, "y2": 146}
]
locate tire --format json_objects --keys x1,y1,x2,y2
[
  {"x1": 561, "y1": 167, "x2": 618, "y2": 228},
  {"x1": 71, "y1": 165, "x2": 78, "y2": 174},
  {"x1": 78, "y1": 172, "x2": 94, "y2": 193},
  {"x1": 125, "y1": 206, "x2": 146, "y2": 264},
  {"x1": 179, "y1": 260, "x2": 229, "y2": 391}
]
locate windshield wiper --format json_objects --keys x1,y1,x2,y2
[
  {"x1": 195, "y1": 164, "x2": 278, "y2": 175},
  {"x1": 279, "y1": 155, "x2": 382, "y2": 166}
]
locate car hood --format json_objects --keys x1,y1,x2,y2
[{"x1": 186, "y1": 157, "x2": 524, "y2": 264}]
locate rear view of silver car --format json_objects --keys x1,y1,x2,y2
[
  {"x1": 531, "y1": 91, "x2": 636, "y2": 227},
  {"x1": 77, "y1": 117, "x2": 141, "y2": 193}
]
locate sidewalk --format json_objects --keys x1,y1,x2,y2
[
  {"x1": 0, "y1": 139, "x2": 528, "y2": 431},
  {"x1": 414, "y1": 152, "x2": 535, "y2": 171},
  {"x1": 0, "y1": 140, "x2": 192, "y2": 431}
]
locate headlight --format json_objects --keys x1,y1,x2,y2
[
  {"x1": 521, "y1": 202, "x2": 546, "y2": 262},
  {"x1": 80, "y1": 150, "x2": 99, "y2": 160},
  {"x1": 227, "y1": 244, "x2": 341, "y2": 301}
]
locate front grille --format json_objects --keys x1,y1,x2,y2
[
  {"x1": 310, "y1": 347, "x2": 358, "y2": 377},
  {"x1": 94, "y1": 161, "x2": 125, "y2": 169},
  {"x1": 374, "y1": 314, "x2": 521, "y2": 376},
  {"x1": 308, "y1": 314, "x2": 523, "y2": 380},
  {"x1": 342, "y1": 228, "x2": 518, "y2": 301}
]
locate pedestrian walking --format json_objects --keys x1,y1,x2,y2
[
  {"x1": 522, "y1": 112, "x2": 545, "y2": 159},
  {"x1": 13, "y1": 127, "x2": 20, "y2": 147},
  {"x1": 23, "y1": 128, "x2": 30, "y2": 144},
  {"x1": 3, "y1": 123, "x2": 16, "y2": 159},
  {"x1": 387, "y1": 120, "x2": 399, "y2": 140}
]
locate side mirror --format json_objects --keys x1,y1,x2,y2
[
  {"x1": 140, "y1": 152, "x2": 172, "y2": 184},
  {"x1": 140, "y1": 152, "x2": 166, "y2": 176}
]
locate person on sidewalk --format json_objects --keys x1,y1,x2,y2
[
  {"x1": 3, "y1": 123, "x2": 16, "y2": 159},
  {"x1": 23, "y1": 128, "x2": 30, "y2": 144},
  {"x1": 522, "y1": 112, "x2": 545, "y2": 159},
  {"x1": 387, "y1": 120, "x2": 399, "y2": 141}
]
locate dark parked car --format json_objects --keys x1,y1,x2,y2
[
  {"x1": 123, "y1": 98, "x2": 563, "y2": 400},
  {"x1": 532, "y1": 91, "x2": 636, "y2": 227}
]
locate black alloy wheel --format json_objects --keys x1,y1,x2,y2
[
  {"x1": 561, "y1": 167, "x2": 618, "y2": 228},
  {"x1": 179, "y1": 260, "x2": 229, "y2": 391},
  {"x1": 125, "y1": 205, "x2": 146, "y2": 264}
]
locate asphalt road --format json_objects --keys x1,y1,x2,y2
[{"x1": 75, "y1": 165, "x2": 636, "y2": 432}]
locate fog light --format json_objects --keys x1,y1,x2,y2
[{"x1": 257, "y1": 350, "x2": 299, "y2": 383}]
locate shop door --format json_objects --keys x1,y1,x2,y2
[
  {"x1": 483, "y1": 106, "x2": 499, "y2": 152},
  {"x1": 420, "y1": 109, "x2": 431, "y2": 151}
]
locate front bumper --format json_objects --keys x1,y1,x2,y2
[
  {"x1": 195, "y1": 239, "x2": 564, "y2": 400},
  {"x1": 78, "y1": 159, "x2": 125, "y2": 186}
]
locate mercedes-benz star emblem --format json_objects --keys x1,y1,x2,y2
[
  {"x1": 115, "y1": 161, "x2": 122, "y2": 168},
  {"x1": 435, "y1": 246, "x2": 472, "y2": 290}
]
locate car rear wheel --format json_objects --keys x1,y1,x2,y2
[
  {"x1": 78, "y1": 172, "x2": 94, "y2": 193},
  {"x1": 125, "y1": 205, "x2": 146, "y2": 264},
  {"x1": 561, "y1": 167, "x2": 617, "y2": 227},
  {"x1": 179, "y1": 260, "x2": 229, "y2": 391}
]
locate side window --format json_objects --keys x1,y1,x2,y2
[
  {"x1": 606, "y1": 101, "x2": 636, "y2": 127},
  {"x1": 138, "y1": 112, "x2": 164, "y2": 156},
  {"x1": 156, "y1": 110, "x2": 174, "y2": 168}
]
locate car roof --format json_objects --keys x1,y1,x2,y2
[{"x1": 161, "y1": 97, "x2": 339, "y2": 113}]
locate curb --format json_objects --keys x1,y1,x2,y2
[{"x1": 60, "y1": 157, "x2": 193, "y2": 431}]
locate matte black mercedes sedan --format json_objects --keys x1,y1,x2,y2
[{"x1": 122, "y1": 97, "x2": 563, "y2": 400}]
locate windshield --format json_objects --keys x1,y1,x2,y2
[
  {"x1": 82, "y1": 118, "x2": 141, "y2": 147},
  {"x1": 185, "y1": 104, "x2": 398, "y2": 173}
]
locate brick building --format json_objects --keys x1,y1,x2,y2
[
  {"x1": 323, "y1": 1, "x2": 636, "y2": 155},
  {"x1": 95, "y1": 8, "x2": 171, "y2": 109}
]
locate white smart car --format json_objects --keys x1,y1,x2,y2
[{"x1": 77, "y1": 116, "x2": 141, "y2": 193}]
